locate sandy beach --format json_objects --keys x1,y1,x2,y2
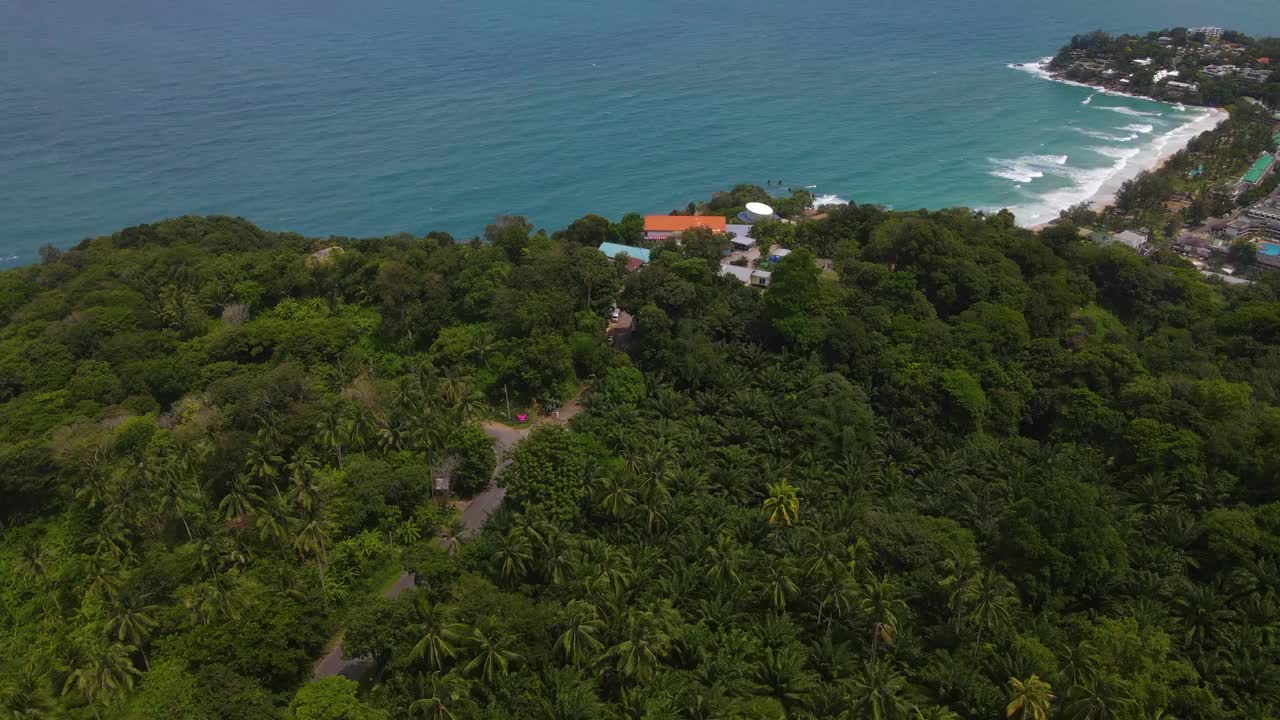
[{"x1": 1008, "y1": 59, "x2": 1230, "y2": 228}]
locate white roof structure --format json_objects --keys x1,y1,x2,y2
[
  {"x1": 725, "y1": 224, "x2": 756, "y2": 246},
  {"x1": 1113, "y1": 230, "x2": 1148, "y2": 251},
  {"x1": 745, "y1": 202, "x2": 774, "y2": 217},
  {"x1": 720, "y1": 264, "x2": 753, "y2": 283}
]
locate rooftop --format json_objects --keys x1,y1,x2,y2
[
  {"x1": 643, "y1": 215, "x2": 726, "y2": 233},
  {"x1": 1243, "y1": 154, "x2": 1276, "y2": 185},
  {"x1": 598, "y1": 242, "x2": 651, "y2": 264}
]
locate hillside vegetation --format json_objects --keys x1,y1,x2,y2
[{"x1": 3, "y1": 205, "x2": 1280, "y2": 719}]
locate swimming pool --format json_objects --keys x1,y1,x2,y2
[{"x1": 1259, "y1": 242, "x2": 1280, "y2": 257}]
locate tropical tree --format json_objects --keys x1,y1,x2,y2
[
  {"x1": 62, "y1": 642, "x2": 142, "y2": 720},
  {"x1": 761, "y1": 557, "x2": 800, "y2": 611},
  {"x1": 463, "y1": 620, "x2": 524, "y2": 686},
  {"x1": 705, "y1": 532, "x2": 744, "y2": 586},
  {"x1": 102, "y1": 595, "x2": 160, "y2": 669},
  {"x1": 294, "y1": 518, "x2": 331, "y2": 592},
  {"x1": 846, "y1": 661, "x2": 910, "y2": 720},
  {"x1": 492, "y1": 527, "x2": 533, "y2": 585},
  {"x1": 1006, "y1": 675, "x2": 1054, "y2": 720},
  {"x1": 556, "y1": 600, "x2": 605, "y2": 668},
  {"x1": 860, "y1": 575, "x2": 907, "y2": 664},
  {"x1": 405, "y1": 598, "x2": 464, "y2": 673},
  {"x1": 966, "y1": 571, "x2": 1018, "y2": 643},
  {"x1": 762, "y1": 479, "x2": 800, "y2": 527},
  {"x1": 607, "y1": 605, "x2": 678, "y2": 684}
]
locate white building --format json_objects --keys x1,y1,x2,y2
[
  {"x1": 1192, "y1": 27, "x2": 1224, "y2": 42},
  {"x1": 720, "y1": 263, "x2": 771, "y2": 288}
]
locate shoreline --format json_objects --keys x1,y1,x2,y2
[{"x1": 1009, "y1": 58, "x2": 1229, "y2": 227}]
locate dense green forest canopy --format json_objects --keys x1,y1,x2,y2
[{"x1": 4, "y1": 198, "x2": 1280, "y2": 719}]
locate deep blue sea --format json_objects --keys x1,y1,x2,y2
[{"x1": 2, "y1": 0, "x2": 1278, "y2": 265}]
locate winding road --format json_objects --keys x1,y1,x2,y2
[{"x1": 312, "y1": 420, "x2": 532, "y2": 680}]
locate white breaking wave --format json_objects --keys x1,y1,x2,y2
[
  {"x1": 1001, "y1": 109, "x2": 1227, "y2": 227},
  {"x1": 1094, "y1": 105, "x2": 1162, "y2": 117},
  {"x1": 1120, "y1": 123, "x2": 1155, "y2": 134},
  {"x1": 813, "y1": 193, "x2": 849, "y2": 207},
  {"x1": 1091, "y1": 146, "x2": 1142, "y2": 160},
  {"x1": 1082, "y1": 94, "x2": 1094, "y2": 105},
  {"x1": 987, "y1": 154, "x2": 1071, "y2": 184},
  {"x1": 1074, "y1": 128, "x2": 1139, "y2": 142}
]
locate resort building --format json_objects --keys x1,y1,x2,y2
[
  {"x1": 1192, "y1": 27, "x2": 1224, "y2": 43},
  {"x1": 643, "y1": 215, "x2": 726, "y2": 242},
  {"x1": 597, "y1": 242, "x2": 651, "y2": 272},
  {"x1": 1240, "y1": 153, "x2": 1277, "y2": 189}
]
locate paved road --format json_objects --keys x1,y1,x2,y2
[
  {"x1": 313, "y1": 421, "x2": 533, "y2": 679},
  {"x1": 312, "y1": 571, "x2": 416, "y2": 679},
  {"x1": 460, "y1": 422, "x2": 530, "y2": 530}
]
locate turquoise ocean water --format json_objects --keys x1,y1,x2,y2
[{"x1": 1, "y1": 0, "x2": 1278, "y2": 265}]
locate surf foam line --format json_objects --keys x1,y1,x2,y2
[
  {"x1": 1009, "y1": 57, "x2": 1193, "y2": 109},
  {"x1": 997, "y1": 107, "x2": 1227, "y2": 227},
  {"x1": 1074, "y1": 128, "x2": 1140, "y2": 142},
  {"x1": 987, "y1": 154, "x2": 1071, "y2": 184}
]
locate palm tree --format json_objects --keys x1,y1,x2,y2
[
  {"x1": 705, "y1": 532, "x2": 743, "y2": 586},
  {"x1": 1174, "y1": 582, "x2": 1227, "y2": 652},
  {"x1": 588, "y1": 543, "x2": 634, "y2": 599},
  {"x1": 0, "y1": 660, "x2": 54, "y2": 719},
  {"x1": 287, "y1": 451, "x2": 323, "y2": 514},
  {"x1": 594, "y1": 474, "x2": 636, "y2": 522},
  {"x1": 315, "y1": 404, "x2": 349, "y2": 469},
  {"x1": 1064, "y1": 673, "x2": 1131, "y2": 720},
  {"x1": 219, "y1": 476, "x2": 264, "y2": 523},
  {"x1": 464, "y1": 621, "x2": 524, "y2": 686},
  {"x1": 761, "y1": 558, "x2": 800, "y2": 611},
  {"x1": 1005, "y1": 675, "x2": 1054, "y2": 720},
  {"x1": 938, "y1": 554, "x2": 980, "y2": 633},
  {"x1": 153, "y1": 463, "x2": 199, "y2": 540},
  {"x1": 15, "y1": 540, "x2": 60, "y2": 611},
  {"x1": 408, "y1": 596, "x2": 466, "y2": 671},
  {"x1": 243, "y1": 443, "x2": 283, "y2": 497},
  {"x1": 846, "y1": 661, "x2": 910, "y2": 720},
  {"x1": 62, "y1": 643, "x2": 141, "y2": 720},
  {"x1": 608, "y1": 606, "x2": 676, "y2": 684},
  {"x1": 860, "y1": 575, "x2": 906, "y2": 665},
  {"x1": 440, "y1": 521, "x2": 466, "y2": 557},
  {"x1": 492, "y1": 528, "x2": 533, "y2": 585},
  {"x1": 177, "y1": 571, "x2": 245, "y2": 626},
  {"x1": 762, "y1": 479, "x2": 800, "y2": 527},
  {"x1": 556, "y1": 600, "x2": 605, "y2": 668},
  {"x1": 294, "y1": 518, "x2": 331, "y2": 592},
  {"x1": 255, "y1": 494, "x2": 294, "y2": 551},
  {"x1": 103, "y1": 595, "x2": 160, "y2": 670},
  {"x1": 966, "y1": 571, "x2": 1018, "y2": 643},
  {"x1": 752, "y1": 645, "x2": 816, "y2": 714},
  {"x1": 407, "y1": 673, "x2": 460, "y2": 720}
]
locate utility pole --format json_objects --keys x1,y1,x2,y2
[{"x1": 504, "y1": 384, "x2": 511, "y2": 421}]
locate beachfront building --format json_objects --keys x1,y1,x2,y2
[
  {"x1": 643, "y1": 215, "x2": 726, "y2": 243},
  {"x1": 597, "y1": 242, "x2": 651, "y2": 272}
]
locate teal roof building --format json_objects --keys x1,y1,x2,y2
[{"x1": 597, "y1": 242, "x2": 651, "y2": 264}]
